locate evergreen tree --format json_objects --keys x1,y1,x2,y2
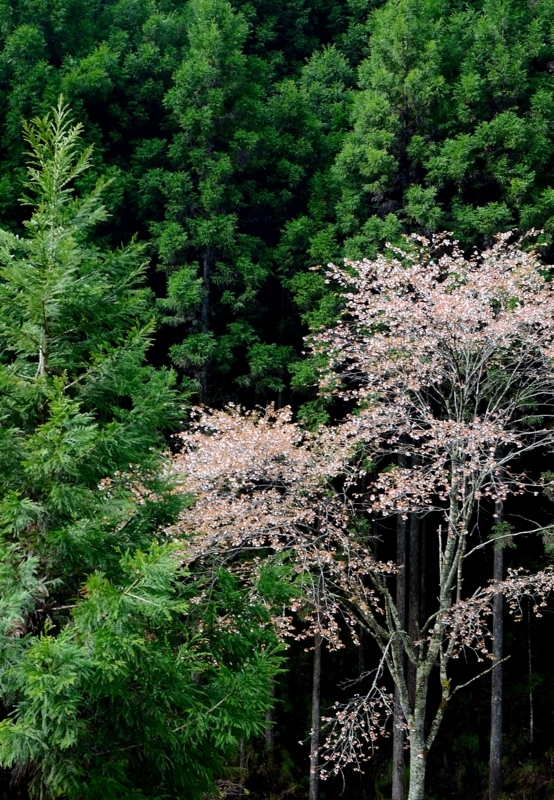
[
  {"x1": 0, "y1": 101, "x2": 281, "y2": 799},
  {"x1": 0, "y1": 0, "x2": 191, "y2": 236},
  {"x1": 290, "y1": 0, "x2": 554, "y2": 360},
  {"x1": 151, "y1": 0, "x2": 297, "y2": 400},
  {"x1": 274, "y1": 44, "x2": 354, "y2": 319},
  {"x1": 327, "y1": 0, "x2": 554, "y2": 257},
  {"x1": 331, "y1": 0, "x2": 448, "y2": 258}
]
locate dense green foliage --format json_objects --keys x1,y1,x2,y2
[
  {"x1": 0, "y1": 104, "x2": 281, "y2": 799},
  {"x1": 4, "y1": 0, "x2": 554, "y2": 400},
  {"x1": 3, "y1": 0, "x2": 554, "y2": 797}
]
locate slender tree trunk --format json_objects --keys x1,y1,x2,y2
[
  {"x1": 309, "y1": 633, "x2": 322, "y2": 800},
  {"x1": 277, "y1": 285, "x2": 286, "y2": 408},
  {"x1": 265, "y1": 681, "x2": 275, "y2": 751},
  {"x1": 393, "y1": 512, "x2": 407, "y2": 800},
  {"x1": 528, "y1": 599, "x2": 534, "y2": 745},
  {"x1": 238, "y1": 738, "x2": 246, "y2": 798},
  {"x1": 38, "y1": 344, "x2": 47, "y2": 377},
  {"x1": 408, "y1": 513, "x2": 420, "y2": 707},
  {"x1": 392, "y1": 690, "x2": 405, "y2": 800},
  {"x1": 200, "y1": 247, "x2": 214, "y2": 401},
  {"x1": 489, "y1": 501, "x2": 504, "y2": 800},
  {"x1": 407, "y1": 742, "x2": 426, "y2": 800},
  {"x1": 38, "y1": 303, "x2": 49, "y2": 377},
  {"x1": 420, "y1": 519, "x2": 426, "y2": 626},
  {"x1": 373, "y1": 519, "x2": 380, "y2": 561},
  {"x1": 407, "y1": 680, "x2": 427, "y2": 800},
  {"x1": 405, "y1": 509, "x2": 459, "y2": 800}
]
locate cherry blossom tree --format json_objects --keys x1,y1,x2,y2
[
  {"x1": 171, "y1": 405, "x2": 394, "y2": 798},
  {"x1": 171, "y1": 233, "x2": 554, "y2": 800},
  {"x1": 172, "y1": 404, "x2": 390, "y2": 647},
  {"x1": 309, "y1": 232, "x2": 554, "y2": 799}
]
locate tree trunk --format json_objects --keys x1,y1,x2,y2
[
  {"x1": 373, "y1": 519, "x2": 380, "y2": 561},
  {"x1": 309, "y1": 633, "x2": 322, "y2": 800},
  {"x1": 528, "y1": 599, "x2": 534, "y2": 745},
  {"x1": 392, "y1": 512, "x2": 407, "y2": 800},
  {"x1": 420, "y1": 519, "x2": 426, "y2": 627},
  {"x1": 408, "y1": 513, "x2": 420, "y2": 707},
  {"x1": 407, "y1": 690, "x2": 427, "y2": 800},
  {"x1": 392, "y1": 687, "x2": 405, "y2": 800},
  {"x1": 38, "y1": 301, "x2": 50, "y2": 378},
  {"x1": 200, "y1": 247, "x2": 214, "y2": 402},
  {"x1": 238, "y1": 737, "x2": 246, "y2": 798},
  {"x1": 407, "y1": 741, "x2": 426, "y2": 800},
  {"x1": 265, "y1": 681, "x2": 275, "y2": 751},
  {"x1": 489, "y1": 501, "x2": 504, "y2": 800}
]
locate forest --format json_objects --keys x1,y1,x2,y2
[{"x1": 3, "y1": 0, "x2": 554, "y2": 798}]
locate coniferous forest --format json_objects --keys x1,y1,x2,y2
[{"x1": 6, "y1": 1, "x2": 554, "y2": 798}]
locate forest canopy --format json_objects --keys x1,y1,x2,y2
[{"x1": 2, "y1": 0, "x2": 554, "y2": 798}]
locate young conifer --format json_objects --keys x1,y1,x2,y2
[{"x1": 0, "y1": 100, "x2": 281, "y2": 800}]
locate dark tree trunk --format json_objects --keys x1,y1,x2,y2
[
  {"x1": 408, "y1": 513, "x2": 420, "y2": 707},
  {"x1": 528, "y1": 600, "x2": 534, "y2": 745},
  {"x1": 392, "y1": 511, "x2": 406, "y2": 800},
  {"x1": 489, "y1": 501, "x2": 504, "y2": 800},
  {"x1": 200, "y1": 247, "x2": 214, "y2": 401},
  {"x1": 265, "y1": 682, "x2": 275, "y2": 751},
  {"x1": 309, "y1": 633, "x2": 322, "y2": 800},
  {"x1": 420, "y1": 519, "x2": 426, "y2": 625},
  {"x1": 238, "y1": 738, "x2": 246, "y2": 798},
  {"x1": 373, "y1": 519, "x2": 380, "y2": 561}
]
